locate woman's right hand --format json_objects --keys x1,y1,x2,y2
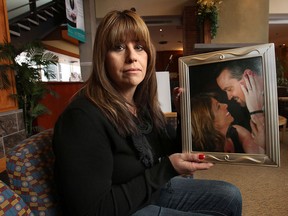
[
  {"x1": 172, "y1": 87, "x2": 183, "y2": 114},
  {"x1": 169, "y1": 153, "x2": 213, "y2": 176}
]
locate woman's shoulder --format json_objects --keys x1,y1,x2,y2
[
  {"x1": 66, "y1": 95, "x2": 98, "y2": 112},
  {"x1": 68, "y1": 95, "x2": 93, "y2": 107},
  {"x1": 61, "y1": 95, "x2": 105, "y2": 121}
]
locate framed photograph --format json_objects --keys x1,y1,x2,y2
[{"x1": 179, "y1": 43, "x2": 280, "y2": 166}]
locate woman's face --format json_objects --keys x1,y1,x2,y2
[
  {"x1": 105, "y1": 39, "x2": 148, "y2": 94},
  {"x1": 211, "y1": 98, "x2": 234, "y2": 131}
]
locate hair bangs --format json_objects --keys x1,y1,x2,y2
[{"x1": 106, "y1": 15, "x2": 149, "y2": 50}]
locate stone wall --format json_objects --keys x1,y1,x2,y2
[{"x1": 0, "y1": 109, "x2": 26, "y2": 159}]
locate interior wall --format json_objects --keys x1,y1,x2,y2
[
  {"x1": 212, "y1": 0, "x2": 269, "y2": 44},
  {"x1": 95, "y1": 0, "x2": 191, "y2": 17},
  {"x1": 269, "y1": 0, "x2": 288, "y2": 13},
  {"x1": 94, "y1": 0, "x2": 288, "y2": 19}
]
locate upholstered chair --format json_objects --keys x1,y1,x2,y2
[
  {"x1": 5, "y1": 129, "x2": 60, "y2": 215},
  {"x1": 0, "y1": 180, "x2": 32, "y2": 215}
]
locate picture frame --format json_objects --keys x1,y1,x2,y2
[{"x1": 178, "y1": 43, "x2": 280, "y2": 166}]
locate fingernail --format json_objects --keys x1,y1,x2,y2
[{"x1": 198, "y1": 154, "x2": 205, "y2": 160}]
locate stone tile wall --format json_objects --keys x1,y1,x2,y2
[{"x1": 0, "y1": 109, "x2": 26, "y2": 159}]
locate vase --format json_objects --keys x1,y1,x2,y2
[{"x1": 202, "y1": 18, "x2": 212, "y2": 43}]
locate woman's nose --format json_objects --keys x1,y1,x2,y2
[
  {"x1": 126, "y1": 47, "x2": 137, "y2": 63},
  {"x1": 221, "y1": 103, "x2": 228, "y2": 109}
]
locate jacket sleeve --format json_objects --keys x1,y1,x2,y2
[{"x1": 53, "y1": 107, "x2": 178, "y2": 216}]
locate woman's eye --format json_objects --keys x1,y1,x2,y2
[
  {"x1": 113, "y1": 44, "x2": 125, "y2": 51},
  {"x1": 135, "y1": 44, "x2": 144, "y2": 51}
]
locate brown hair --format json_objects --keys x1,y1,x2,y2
[
  {"x1": 82, "y1": 10, "x2": 165, "y2": 136},
  {"x1": 191, "y1": 94, "x2": 225, "y2": 152}
]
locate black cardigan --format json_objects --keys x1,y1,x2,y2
[{"x1": 52, "y1": 96, "x2": 180, "y2": 216}]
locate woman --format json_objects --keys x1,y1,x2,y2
[
  {"x1": 191, "y1": 93, "x2": 265, "y2": 153},
  {"x1": 53, "y1": 10, "x2": 242, "y2": 216}
]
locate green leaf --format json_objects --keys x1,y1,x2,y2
[{"x1": 0, "y1": 40, "x2": 58, "y2": 137}]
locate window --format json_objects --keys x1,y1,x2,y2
[{"x1": 41, "y1": 52, "x2": 82, "y2": 82}]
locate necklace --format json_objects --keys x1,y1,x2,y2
[{"x1": 126, "y1": 103, "x2": 137, "y2": 116}]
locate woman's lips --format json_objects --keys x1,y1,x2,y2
[{"x1": 124, "y1": 68, "x2": 140, "y2": 72}]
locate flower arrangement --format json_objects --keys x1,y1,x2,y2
[{"x1": 196, "y1": 0, "x2": 222, "y2": 39}]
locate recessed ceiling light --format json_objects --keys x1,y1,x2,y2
[{"x1": 159, "y1": 40, "x2": 168, "y2": 44}]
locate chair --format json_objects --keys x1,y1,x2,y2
[
  {"x1": 164, "y1": 112, "x2": 178, "y2": 130},
  {"x1": 0, "y1": 180, "x2": 32, "y2": 215},
  {"x1": 5, "y1": 129, "x2": 60, "y2": 215},
  {"x1": 278, "y1": 96, "x2": 288, "y2": 119},
  {"x1": 279, "y1": 115, "x2": 287, "y2": 143}
]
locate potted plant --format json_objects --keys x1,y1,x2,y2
[
  {"x1": 0, "y1": 41, "x2": 58, "y2": 137},
  {"x1": 196, "y1": 0, "x2": 222, "y2": 39}
]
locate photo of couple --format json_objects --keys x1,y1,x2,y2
[{"x1": 190, "y1": 57, "x2": 265, "y2": 154}]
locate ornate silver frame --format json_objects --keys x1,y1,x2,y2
[{"x1": 178, "y1": 43, "x2": 280, "y2": 166}]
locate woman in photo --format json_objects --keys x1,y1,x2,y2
[{"x1": 191, "y1": 93, "x2": 265, "y2": 153}]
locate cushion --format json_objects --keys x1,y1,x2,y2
[
  {"x1": 0, "y1": 180, "x2": 32, "y2": 215},
  {"x1": 6, "y1": 129, "x2": 60, "y2": 215}
]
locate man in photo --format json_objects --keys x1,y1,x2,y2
[
  {"x1": 216, "y1": 58, "x2": 264, "y2": 114},
  {"x1": 215, "y1": 57, "x2": 265, "y2": 150}
]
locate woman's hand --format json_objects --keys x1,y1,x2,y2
[
  {"x1": 250, "y1": 114, "x2": 265, "y2": 150},
  {"x1": 172, "y1": 87, "x2": 183, "y2": 114},
  {"x1": 169, "y1": 153, "x2": 213, "y2": 176},
  {"x1": 235, "y1": 124, "x2": 265, "y2": 154},
  {"x1": 240, "y1": 69, "x2": 264, "y2": 113}
]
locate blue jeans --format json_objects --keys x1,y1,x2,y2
[{"x1": 132, "y1": 176, "x2": 242, "y2": 216}]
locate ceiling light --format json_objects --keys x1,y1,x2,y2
[{"x1": 159, "y1": 41, "x2": 168, "y2": 44}]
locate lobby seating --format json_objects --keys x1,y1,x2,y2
[
  {"x1": 5, "y1": 129, "x2": 60, "y2": 215},
  {"x1": 164, "y1": 112, "x2": 178, "y2": 130},
  {"x1": 1, "y1": 113, "x2": 178, "y2": 215},
  {"x1": 279, "y1": 115, "x2": 287, "y2": 143},
  {"x1": 0, "y1": 180, "x2": 32, "y2": 215}
]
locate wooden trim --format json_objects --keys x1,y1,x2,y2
[
  {"x1": 43, "y1": 44, "x2": 80, "y2": 58},
  {"x1": 0, "y1": 0, "x2": 18, "y2": 113},
  {"x1": 0, "y1": 0, "x2": 10, "y2": 42},
  {"x1": 164, "y1": 112, "x2": 177, "y2": 118},
  {"x1": 0, "y1": 157, "x2": 6, "y2": 173},
  {"x1": 61, "y1": 30, "x2": 79, "y2": 45}
]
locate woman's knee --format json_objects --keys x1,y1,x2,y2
[
  {"x1": 215, "y1": 181, "x2": 242, "y2": 215},
  {"x1": 219, "y1": 181, "x2": 242, "y2": 204}
]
